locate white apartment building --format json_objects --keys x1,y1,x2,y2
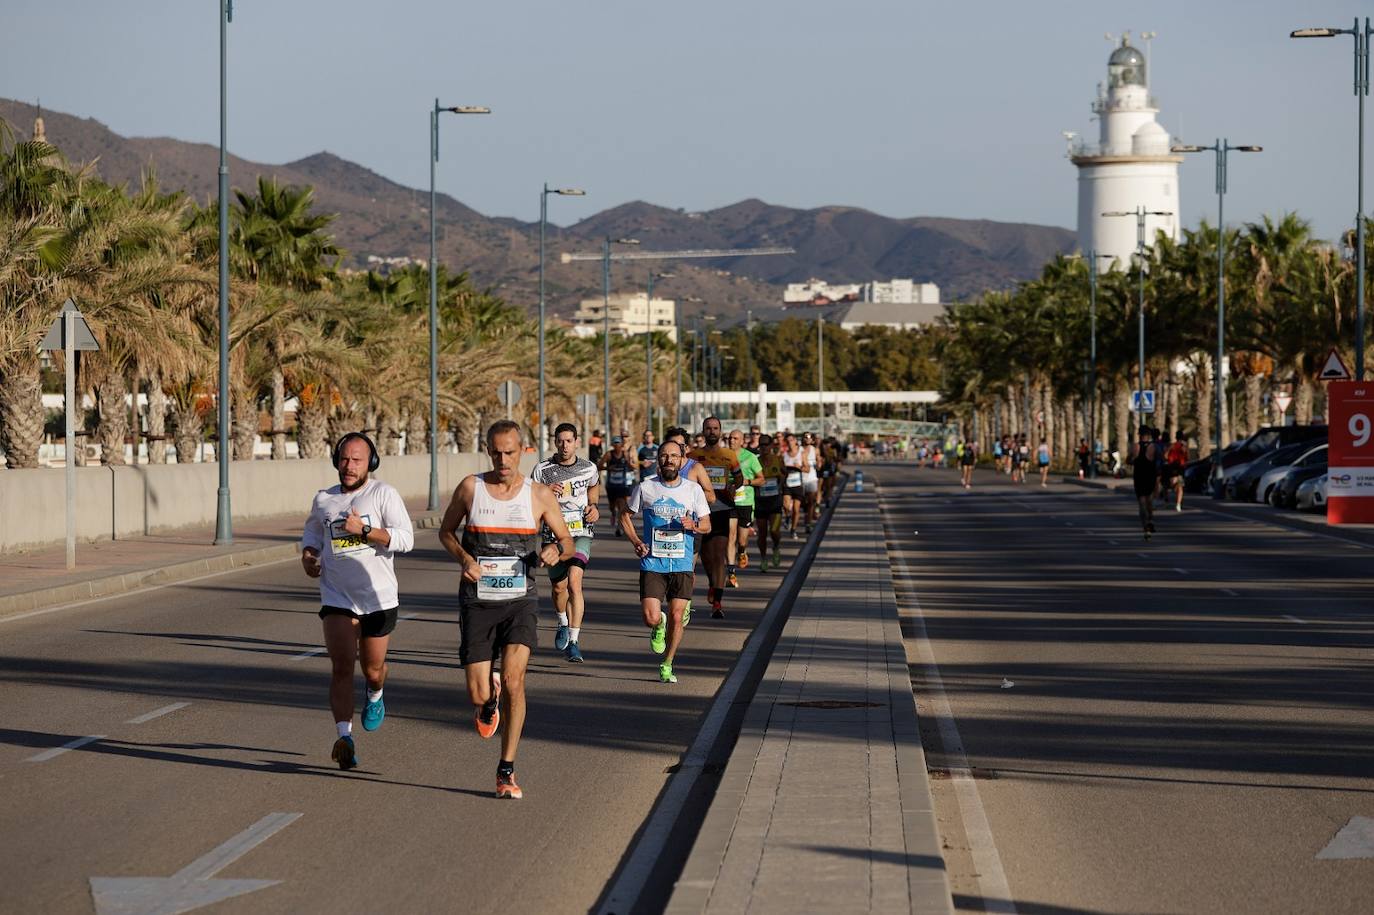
[
  {"x1": 784, "y1": 277, "x2": 940, "y2": 306},
  {"x1": 572, "y1": 292, "x2": 679, "y2": 341},
  {"x1": 864, "y1": 279, "x2": 940, "y2": 304}
]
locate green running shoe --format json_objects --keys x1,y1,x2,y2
[
  {"x1": 659, "y1": 661, "x2": 677, "y2": 684},
  {"x1": 650, "y1": 618, "x2": 666, "y2": 655}
]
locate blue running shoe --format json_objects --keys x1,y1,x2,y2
[
  {"x1": 362, "y1": 697, "x2": 385, "y2": 731},
  {"x1": 555, "y1": 624, "x2": 571, "y2": 651},
  {"x1": 331, "y1": 735, "x2": 357, "y2": 770},
  {"x1": 565, "y1": 642, "x2": 584, "y2": 663}
]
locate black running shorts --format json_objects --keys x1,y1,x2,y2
[
  {"x1": 755, "y1": 495, "x2": 782, "y2": 518},
  {"x1": 319, "y1": 605, "x2": 398, "y2": 638},
  {"x1": 458, "y1": 596, "x2": 538, "y2": 666},
  {"x1": 704, "y1": 508, "x2": 735, "y2": 541},
  {"x1": 735, "y1": 504, "x2": 754, "y2": 526},
  {"x1": 640, "y1": 570, "x2": 694, "y2": 604}
]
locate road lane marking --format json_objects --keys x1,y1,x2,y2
[
  {"x1": 1282, "y1": 614, "x2": 1309, "y2": 625},
  {"x1": 1136, "y1": 552, "x2": 1149, "y2": 560},
  {"x1": 1108, "y1": 540, "x2": 1118, "y2": 546},
  {"x1": 26, "y1": 734, "x2": 105, "y2": 762},
  {"x1": 1316, "y1": 816, "x2": 1374, "y2": 859},
  {"x1": 290, "y1": 647, "x2": 325, "y2": 661},
  {"x1": 1173, "y1": 567, "x2": 1189, "y2": 575},
  {"x1": 889, "y1": 531, "x2": 1017, "y2": 914},
  {"x1": 127, "y1": 702, "x2": 190, "y2": 724},
  {"x1": 1220, "y1": 588, "x2": 1239, "y2": 597},
  {"x1": 89, "y1": 811, "x2": 303, "y2": 914}
]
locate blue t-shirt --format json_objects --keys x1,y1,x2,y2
[
  {"x1": 637, "y1": 443, "x2": 660, "y2": 479},
  {"x1": 628, "y1": 476, "x2": 711, "y2": 574}
]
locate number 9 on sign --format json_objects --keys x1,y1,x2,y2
[{"x1": 1351, "y1": 412, "x2": 1371, "y2": 448}]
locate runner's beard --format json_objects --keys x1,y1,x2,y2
[
  {"x1": 339, "y1": 471, "x2": 367, "y2": 492},
  {"x1": 659, "y1": 465, "x2": 680, "y2": 482}
]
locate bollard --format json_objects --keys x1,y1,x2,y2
[{"x1": 855, "y1": 469, "x2": 864, "y2": 493}]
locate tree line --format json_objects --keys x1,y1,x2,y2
[{"x1": 0, "y1": 122, "x2": 677, "y2": 468}]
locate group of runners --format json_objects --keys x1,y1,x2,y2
[{"x1": 299, "y1": 419, "x2": 841, "y2": 800}]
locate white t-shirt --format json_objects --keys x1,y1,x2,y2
[
  {"x1": 801, "y1": 445, "x2": 819, "y2": 483},
  {"x1": 301, "y1": 478, "x2": 415, "y2": 614}
]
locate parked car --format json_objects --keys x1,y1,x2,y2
[
  {"x1": 1297, "y1": 473, "x2": 1328, "y2": 512},
  {"x1": 1225, "y1": 441, "x2": 1313, "y2": 501},
  {"x1": 1273, "y1": 462, "x2": 1327, "y2": 509},
  {"x1": 1256, "y1": 444, "x2": 1327, "y2": 505},
  {"x1": 1182, "y1": 457, "x2": 1213, "y2": 493},
  {"x1": 1210, "y1": 424, "x2": 1328, "y2": 496}
]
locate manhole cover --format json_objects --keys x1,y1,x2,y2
[{"x1": 779, "y1": 700, "x2": 885, "y2": 709}]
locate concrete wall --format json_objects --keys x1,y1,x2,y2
[{"x1": 0, "y1": 453, "x2": 528, "y2": 554}]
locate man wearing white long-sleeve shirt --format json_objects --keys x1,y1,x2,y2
[{"x1": 301, "y1": 432, "x2": 414, "y2": 770}]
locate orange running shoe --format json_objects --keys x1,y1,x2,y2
[
  {"x1": 475, "y1": 672, "x2": 501, "y2": 739},
  {"x1": 738, "y1": 552, "x2": 750, "y2": 569},
  {"x1": 496, "y1": 772, "x2": 523, "y2": 799}
]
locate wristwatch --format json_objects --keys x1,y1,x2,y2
[{"x1": 361, "y1": 524, "x2": 372, "y2": 537}]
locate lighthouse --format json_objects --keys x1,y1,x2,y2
[{"x1": 1068, "y1": 34, "x2": 1181, "y2": 270}]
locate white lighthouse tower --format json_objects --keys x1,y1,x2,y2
[{"x1": 1069, "y1": 34, "x2": 1181, "y2": 270}]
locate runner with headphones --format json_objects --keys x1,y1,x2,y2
[{"x1": 301, "y1": 432, "x2": 415, "y2": 771}]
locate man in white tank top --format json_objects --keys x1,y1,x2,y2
[{"x1": 439, "y1": 421, "x2": 573, "y2": 800}]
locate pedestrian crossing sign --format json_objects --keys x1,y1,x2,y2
[{"x1": 1131, "y1": 390, "x2": 1156, "y2": 413}]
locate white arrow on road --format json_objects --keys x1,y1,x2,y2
[
  {"x1": 90, "y1": 812, "x2": 302, "y2": 914},
  {"x1": 1317, "y1": 816, "x2": 1374, "y2": 859}
]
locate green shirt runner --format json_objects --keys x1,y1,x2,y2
[{"x1": 735, "y1": 448, "x2": 763, "y2": 508}]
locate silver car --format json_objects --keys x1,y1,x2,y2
[
  {"x1": 1256, "y1": 443, "x2": 1328, "y2": 505},
  {"x1": 1296, "y1": 472, "x2": 1327, "y2": 512}
]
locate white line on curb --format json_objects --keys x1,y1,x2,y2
[
  {"x1": 26, "y1": 734, "x2": 105, "y2": 763},
  {"x1": 290, "y1": 647, "x2": 325, "y2": 661},
  {"x1": 126, "y1": 702, "x2": 190, "y2": 724},
  {"x1": 1282, "y1": 614, "x2": 1309, "y2": 625},
  {"x1": 889, "y1": 528, "x2": 1017, "y2": 914}
]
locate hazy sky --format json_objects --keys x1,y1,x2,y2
[{"x1": 2, "y1": 1, "x2": 1371, "y2": 242}]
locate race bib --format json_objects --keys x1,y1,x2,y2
[
  {"x1": 329, "y1": 517, "x2": 371, "y2": 556},
  {"x1": 707, "y1": 465, "x2": 727, "y2": 487},
  {"x1": 562, "y1": 509, "x2": 585, "y2": 534},
  {"x1": 785, "y1": 471, "x2": 802, "y2": 488},
  {"x1": 762, "y1": 479, "x2": 780, "y2": 497},
  {"x1": 477, "y1": 556, "x2": 526, "y2": 601},
  {"x1": 608, "y1": 470, "x2": 628, "y2": 486},
  {"x1": 651, "y1": 528, "x2": 686, "y2": 559}
]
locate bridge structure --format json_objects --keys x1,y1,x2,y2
[{"x1": 676, "y1": 386, "x2": 956, "y2": 439}]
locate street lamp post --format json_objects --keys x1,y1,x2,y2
[
  {"x1": 1173, "y1": 140, "x2": 1262, "y2": 460},
  {"x1": 538, "y1": 184, "x2": 586, "y2": 458},
  {"x1": 645, "y1": 271, "x2": 673, "y2": 439},
  {"x1": 602, "y1": 236, "x2": 639, "y2": 438},
  {"x1": 816, "y1": 315, "x2": 825, "y2": 435},
  {"x1": 215, "y1": 0, "x2": 232, "y2": 545},
  {"x1": 429, "y1": 99, "x2": 490, "y2": 510},
  {"x1": 1293, "y1": 20, "x2": 1371, "y2": 380},
  {"x1": 1103, "y1": 207, "x2": 1173, "y2": 422},
  {"x1": 1068, "y1": 250, "x2": 1112, "y2": 476}
]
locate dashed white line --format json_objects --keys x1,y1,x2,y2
[
  {"x1": 126, "y1": 702, "x2": 190, "y2": 724},
  {"x1": 26, "y1": 734, "x2": 105, "y2": 763},
  {"x1": 1282, "y1": 614, "x2": 1309, "y2": 625},
  {"x1": 290, "y1": 646, "x2": 325, "y2": 661},
  {"x1": 1173, "y1": 567, "x2": 1189, "y2": 575},
  {"x1": 1136, "y1": 552, "x2": 1150, "y2": 560},
  {"x1": 1220, "y1": 588, "x2": 1239, "y2": 597},
  {"x1": 1108, "y1": 540, "x2": 1119, "y2": 546}
]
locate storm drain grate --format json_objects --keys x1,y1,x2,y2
[{"x1": 779, "y1": 700, "x2": 885, "y2": 710}]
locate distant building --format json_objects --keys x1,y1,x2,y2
[
  {"x1": 572, "y1": 292, "x2": 679, "y2": 341},
  {"x1": 838, "y1": 301, "x2": 945, "y2": 332},
  {"x1": 783, "y1": 277, "x2": 939, "y2": 306}
]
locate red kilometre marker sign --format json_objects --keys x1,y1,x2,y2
[{"x1": 1327, "y1": 381, "x2": 1374, "y2": 524}]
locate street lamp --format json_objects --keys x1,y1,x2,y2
[
  {"x1": 1293, "y1": 19, "x2": 1371, "y2": 380},
  {"x1": 1067, "y1": 250, "x2": 1113, "y2": 476},
  {"x1": 215, "y1": 0, "x2": 233, "y2": 545},
  {"x1": 1103, "y1": 207, "x2": 1173, "y2": 422},
  {"x1": 645, "y1": 271, "x2": 674, "y2": 439},
  {"x1": 538, "y1": 184, "x2": 586, "y2": 459},
  {"x1": 1173, "y1": 140, "x2": 1262, "y2": 461},
  {"x1": 429, "y1": 99, "x2": 490, "y2": 510},
  {"x1": 603, "y1": 236, "x2": 639, "y2": 438}
]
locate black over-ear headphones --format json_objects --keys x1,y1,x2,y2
[{"x1": 333, "y1": 431, "x2": 380, "y2": 473}]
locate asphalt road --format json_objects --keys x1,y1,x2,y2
[
  {"x1": 0, "y1": 500, "x2": 806, "y2": 914},
  {"x1": 876, "y1": 463, "x2": 1374, "y2": 915}
]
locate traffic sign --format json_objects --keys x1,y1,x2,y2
[
  {"x1": 575, "y1": 393, "x2": 596, "y2": 414},
  {"x1": 497, "y1": 381, "x2": 522, "y2": 406},
  {"x1": 1130, "y1": 390, "x2": 1156, "y2": 413},
  {"x1": 1274, "y1": 392, "x2": 1292, "y2": 415},
  {"x1": 40, "y1": 299, "x2": 99, "y2": 351},
  {"x1": 1319, "y1": 348, "x2": 1352, "y2": 382},
  {"x1": 1327, "y1": 381, "x2": 1374, "y2": 524}
]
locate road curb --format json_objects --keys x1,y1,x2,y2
[{"x1": 0, "y1": 512, "x2": 444, "y2": 622}]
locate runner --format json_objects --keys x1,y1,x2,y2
[
  {"x1": 530, "y1": 423, "x2": 600, "y2": 663},
  {"x1": 598, "y1": 435, "x2": 634, "y2": 536},
  {"x1": 781, "y1": 432, "x2": 804, "y2": 537},
  {"x1": 301, "y1": 432, "x2": 416, "y2": 771},
  {"x1": 1132, "y1": 425, "x2": 1159, "y2": 540},
  {"x1": 800, "y1": 432, "x2": 820, "y2": 532},
  {"x1": 637, "y1": 429, "x2": 660, "y2": 482},
  {"x1": 819, "y1": 437, "x2": 839, "y2": 506},
  {"x1": 1164, "y1": 433, "x2": 1188, "y2": 512},
  {"x1": 1016, "y1": 435, "x2": 1031, "y2": 483},
  {"x1": 438, "y1": 420, "x2": 573, "y2": 799},
  {"x1": 689, "y1": 417, "x2": 743, "y2": 618},
  {"x1": 620, "y1": 441, "x2": 711, "y2": 684},
  {"x1": 1037, "y1": 438, "x2": 1052, "y2": 487},
  {"x1": 729, "y1": 428, "x2": 764, "y2": 583},
  {"x1": 1076, "y1": 438, "x2": 1091, "y2": 480},
  {"x1": 959, "y1": 438, "x2": 977, "y2": 489},
  {"x1": 663, "y1": 425, "x2": 716, "y2": 621},
  {"x1": 753, "y1": 434, "x2": 785, "y2": 571},
  {"x1": 587, "y1": 429, "x2": 604, "y2": 464}
]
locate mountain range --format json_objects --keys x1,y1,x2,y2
[{"x1": 1, "y1": 98, "x2": 1076, "y2": 317}]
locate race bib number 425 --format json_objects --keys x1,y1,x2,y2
[{"x1": 651, "y1": 529, "x2": 686, "y2": 559}]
